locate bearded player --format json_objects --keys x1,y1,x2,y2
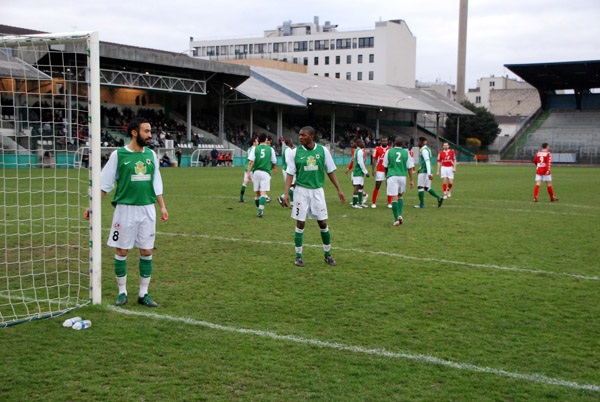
[
  {"x1": 436, "y1": 141, "x2": 457, "y2": 199},
  {"x1": 84, "y1": 117, "x2": 168, "y2": 308}
]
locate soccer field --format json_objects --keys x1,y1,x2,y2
[{"x1": 1, "y1": 164, "x2": 599, "y2": 400}]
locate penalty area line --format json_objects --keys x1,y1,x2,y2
[
  {"x1": 105, "y1": 305, "x2": 600, "y2": 392},
  {"x1": 157, "y1": 232, "x2": 599, "y2": 281}
]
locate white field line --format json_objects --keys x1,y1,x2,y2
[
  {"x1": 158, "y1": 232, "x2": 600, "y2": 281},
  {"x1": 465, "y1": 198, "x2": 600, "y2": 211},
  {"x1": 106, "y1": 305, "x2": 600, "y2": 393},
  {"x1": 443, "y1": 205, "x2": 594, "y2": 217}
]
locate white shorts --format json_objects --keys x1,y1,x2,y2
[
  {"x1": 417, "y1": 173, "x2": 432, "y2": 188},
  {"x1": 375, "y1": 171, "x2": 386, "y2": 182},
  {"x1": 283, "y1": 169, "x2": 296, "y2": 185},
  {"x1": 535, "y1": 174, "x2": 552, "y2": 182},
  {"x1": 352, "y1": 175, "x2": 365, "y2": 186},
  {"x1": 291, "y1": 185, "x2": 328, "y2": 221},
  {"x1": 107, "y1": 204, "x2": 156, "y2": 250},
  {"x1": 243, "y1": 169, "x2": 252, "y2": 182},
  {"x1": 386, "y1": 176, "x2": 407, "y2": 196},
  {"x1": 440, "y1": 166, "x2": 454, "y2": 179},
  {"x1": 252, "y1": 170, "x2": 271, "y2": 192}
]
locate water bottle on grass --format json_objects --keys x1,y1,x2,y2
[{"x1": 72, "y1": 320, "x2": 92, "y2": 330}]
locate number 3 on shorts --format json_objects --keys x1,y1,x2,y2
[
  {"x1": 112, "y1": 231, "x2": 119, "y2": 241},
  {"x1": 295, "y1": 207, "x2": 300, "y2": 217}
]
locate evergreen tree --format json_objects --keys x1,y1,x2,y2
[{"x1": 445, "y1": 101, "x2": 500, "y2": 150}]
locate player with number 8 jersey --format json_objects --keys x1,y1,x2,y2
[{"x1": 84, "y1": 117, "x2": 168, "y2": 308}]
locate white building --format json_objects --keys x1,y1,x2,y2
[
  {"x1": 189, "y1": 17, "x2": 416, "y2": 88},
  {"x1": 466, "y1": 75, "x2": 535, "y2": 110}
]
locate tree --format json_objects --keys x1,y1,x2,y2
[{"x1": 445, "y1": 100, "x2": 500, "y2": 150}]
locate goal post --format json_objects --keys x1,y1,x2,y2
[{"x1": 0, "y1": 31, "x2": 101, "y2": 326}]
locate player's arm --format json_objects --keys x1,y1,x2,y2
[
  {"x1": 423, "y1": 150, "x2": 432, "y2": 179},
  {"x1": 453, "y1": 153, "x2": 457, "y2": 172},
  {"x1": 271, "y1": 147, "x2": 277, "y2": 174},
  {"x1": 152, "y1": 151, "x2": 168, "y2": 222},
  {"x1": 436, "y1": 154, "x2": 441, "y2": 176},
  {"x1": 247, "y1": 148, "x2": 256, "y2": 180},
  {"x1": 407, "y1": 154, "x2": 415, "y2": 188},
  {"x1": 371, "y1": 149, "x2": 377, "y2": 175},
  {"x1": 546, "y1": 152, "x2": 552, "y2": 175},
  {"x1": 357, "y1": 149, "x2": 369, "y2": 177},
  {"x1": 345, "y1": 156, "x2": 354, "y2": 175},
  {"x1": 282, "y1": 149, "x2": 297, "y2": 207},
  {"x1": 324, "y1": 147, "x2": 345, "y2": 203},
  {"x1": 156, "y1": 194, "x2": 168, "y2": 222}
]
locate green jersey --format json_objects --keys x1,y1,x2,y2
[
  {"x1": 292, "y1": 144, "x2": 336, "y2": 189},
  {"x1": 244, "y1": 146, "x2": 255, "y2": 172},
  {"x1": 352, "y1": 148, "x2": 368, "y2": 177},
  {"x1": 250, "y1": 144, "x2": 276, "y2": 174},
  {"x1": 108, "y1": 147, "x2": 158, "y2": 206},
  {"x1": 384, "y1": 147, "x2": 411, "y2": 177},
  {"x1": 418, "y1": 145, "x2": 433, "y2": 174}
]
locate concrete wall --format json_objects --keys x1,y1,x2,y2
[{"x1": 489, "y1": 89, "x2": 541, "y2": 116}]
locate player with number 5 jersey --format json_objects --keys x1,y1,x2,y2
[
  {"x1": 283, "y1": 126, "x2": 345, "y2": 267},
  {"x1": 84, "y1": 117, "x2": 168, "y2": 308}
]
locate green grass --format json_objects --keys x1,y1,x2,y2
[{"x1": 1, "y1": 164, "x2": 600, "y2": 400}]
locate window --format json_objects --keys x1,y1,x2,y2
[
  {"x1": 335, "y1": 72, "x2": 340, "y2": 79},
  {"x1": 358, "y1": 55, "x2": 363, "y2": 64},
  {"x1": 294, "y1": 41, "x2": 308, "y2": 51},
  {"x1": 314, "y1": 73, "x2": 318, "y2": 76},
  {"x1": 475, "y1": 96, "x2": 481, "y2": 103},
  {"x1": 357, "y1": 72, "x2": 363, "y2": 81},
  {"x1": 489, "y1": 81, "x2": 495, "y2": 87},
  {"x1": 368, "y1": 71, "x2": 374, "y2": 80},
  {"x1": 336, "y1": 56, "x2": 340, "y2": 65},
  {"x1": 315, "y1": 40, "x2": 329, "y2": 50},
  {"x1": 325, "y1": 56, "x2": 330, "y2": 65},
  {"x1": 293, "y1": 57, "x2": 298, "y2": 64},
  {"x1": 314, "y1": 57, "x2": 319, "y2": 65},
  {"x1": 352, "y1": 38, "x2": 358, "y2": 49},
  {"x1": 347, "y1": 55, "x2": 351, "y2": 64},
  {"x1": 273, "y1": 43, "x2": 280, "y2": 53},
  {"x1": 369, "y1": 54, "x2": 374, "y2": 63},
  {"x1": 346, "y1": 72, "x2": 351, "y2": 80},
  {"x1": 303, "y1": 57, "x2": 308, "y2": 66},
  {"x1": 359, "y1": 37, "x2": 375, "y2": 48},
  {"x1": 336, "y1": 38, "x2": 351, "y2": 49},
  {"x1": 324, "y1": 73, "x2": 329, "y2": 77},
  {"x1": 256, "y1": 43, "x2": 265, "y2": 54}
]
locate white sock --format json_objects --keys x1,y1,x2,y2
[
  {"x1": 139, "y1": 277, "x2": 151, "y2": 298},
  {"x1": 117, "y1": 275, "x2": 127, "y2": 295}
]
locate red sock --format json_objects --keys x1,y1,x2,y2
[
  {"x1": 548, "y1": 186, "x2": 554, "y2": 199},
  {"x1": 372, "y1": 188, "x2": 379, "y2": 204},
  {"x1": 387, "y1": 195, "x2": 392, "y2": 205},
  {"x1": 443, "y1": 184, "x2": 447, "y2": 192},
  {"x1": 534, "y1": 185, "x2": 540, "y2": 199},
  {"x1": 449, "y1": 183, "x2": 453, "y2": 190}
]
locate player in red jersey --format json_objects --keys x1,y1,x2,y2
[
  {"x1": 533, "y1": 143, "x2": 558, "y2": 202},
  {"x1": 371, "y1": 137, "x2": 393, "y2": 208},
  {"x1": 436, "y1": 142, "x2": 457, "y2": 199}
]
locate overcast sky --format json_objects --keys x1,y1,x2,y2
[{"x1": 2, "y1": 0, "x2": 599, "y2": 88}]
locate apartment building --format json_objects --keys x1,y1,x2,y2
[{"x1": 189, "y1": 17, "x2": 416, "y2": 87}]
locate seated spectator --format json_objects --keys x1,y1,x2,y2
[{"x1": 160, "y1": 153, "x2": 171, "y2": 167}]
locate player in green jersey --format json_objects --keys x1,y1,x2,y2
[
  {"x1": 351, "y1": 139, "x2": 370, "y2": 208},
  {"x1": 84, "y1": 117, "x2": 168, "y2": 307},
  {"x1": 278, "y1": 138, "x2": 296, "y2": 208},
  {"x1": 383, "y1": 138, "x2": 414, "y2": 225},
  {"x1": 282, "y1": 126, "x2": 345, "y2": 267},
  {"x1": 247, "y1": 133, "x2": 277, "y2": 217},
  {"x1": 414, "y1": 137, "x2": 443, "y2": 208},
  {"x1": 239, "y1": 137, "x2": 258, "y2": 202}
]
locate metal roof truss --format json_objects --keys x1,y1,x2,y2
[{"x1": 100, "y1": 69, "x2": 208, "y2": 94}]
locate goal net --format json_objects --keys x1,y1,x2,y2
[{"x1": 0, "y1": 32, "x2": 101, "y2": 326}]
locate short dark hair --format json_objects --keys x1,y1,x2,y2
[
  {"x1": 127, "y1": 117, "x2": 150, "y2": 137},
  {"x1": 285, "y1": 138, "x2": 293, "y2": 146},
  {"x1": 299, "y1": 126, "x2": 315, "y2": 136},
  {"x1": 542, "y1": 142, "x2": 549, "y2": 148},
  {"x1": 418, "y1": 137, "x2": 427, "y2": 143},
  {"x1": 258, "y1": 132, "x2": 268, "y2": 143},
  {"x1": 395, "y1": 137, "x2": 403, "y2": 147}
]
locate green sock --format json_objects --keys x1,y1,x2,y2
[
  {"x1": 114, "y1": 255, "x2": 127, "y2": 277},
  {"x1": 428, "y1": 188, "x2": 441, "y2": 200},
  {"x1": 139, "y1": 255, "x2": 153, "y2": 278},
  {"x1": 259, "y1": 196, "x2": 266, "y2": 212},
  {"x1": 353, "y1": 195, "x2": 358, "y2": 205},
  {"x1": 398, "y1": 198, "x2": 404, "y2": 216},
  {"x1": 358, "y1": 190, "x2": 363, "y2": 204},
  {"x1": 294, "y1": 228, "x2": 304, "y2": 258},
  {"x1": 255, "y1": 197, "x2": 259, "y2": 207},
  {"x1": 240, "y1": 185, "x2": 246, "y2": 201},
  {"x1": 418, "y1": 190, "x2": 425, "y2": 206},
  {"x1": 289, "y1": 188, "x2": 294, "y2": 202},
  {"x1": 320, "y1": 227, "x2": 331, "y2": 256},
  {"x1": 392, "y1": 201, "x2": 398, "y2": 220}
]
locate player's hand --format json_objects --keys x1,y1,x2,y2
[
  {"x1": 428, "y1": 174, "x2": 433, "y2": 180},
  {"x1": 160, "y1": 207, "x2": 168, "y2": 222},
  {"x1": 283, "y1": 194, "x2": 290, "y2": 207},
  {"x1": 366, "y1": 173, "x2": 370, "y2": 178},
  {"x1": 345, "y1": 170, "x2": 349, "y2": 176},
  {"x1": 338, "y1": 190, "x2": 345, "y2": 204},
  {"x1": 410, "y1": 181, "x2": 414, "y2": 189},
  {"x1": 436, "y1": 172, "x2": 440, "y2": 176},
  {"x1": 83, "y1": 208, "x2": 90, "y2": 221},
  {"x1": 247, "y1": 172, "x2": 252, "y2": 181}
]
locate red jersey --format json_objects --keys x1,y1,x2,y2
[
  {"x1": 534, "y1": 150, "x2": 551, "y2": 175},
  {"x1": 373, "y1": 146, "x2": 392, "y2": 172},
  {"x1": 437, "y1": 149, "x2": 456, "y2": 167}
]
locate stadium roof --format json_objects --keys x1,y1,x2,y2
[
  {"x1": 237, "y1": 67, "x2": 474, "y2": 115},
  {"x1": 505, "y1": 60, "x2": 600, "y2": 92}
]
